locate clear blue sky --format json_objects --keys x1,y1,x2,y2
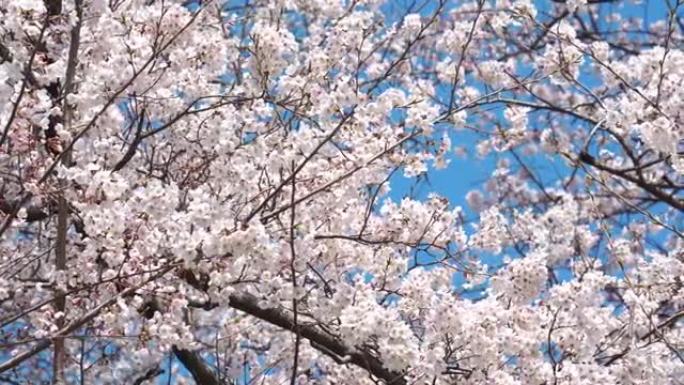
[{"x1": 388, "y1": 0, "x2": 674, "y2": 219}]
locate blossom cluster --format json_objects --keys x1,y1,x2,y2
[{"x1": 0, "y1": 0, "x2": 682, "y2": 384}]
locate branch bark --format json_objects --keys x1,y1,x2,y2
[
  {"x1": 0, "y1": 41, "x2": 12, "y2": 63},
  {"x1": 227, "y1": 292, "x2": 407, "y2": 385},
  {"x1": 52, "y1": 1, "x2": 82, "y2": 379},
  {"x1": 132, "y1": 365, "x2": 164, "y2": 385},
  {"x1": 159, "y1": 270, "x2": 408, "y2": 385},
  {"x1": 578, "y1": 151, "x2": 684, "y2": 211},
  {"x1": 172, "y1": 347, "x2": 223, "y2": 385},
  {"x1": 0, "y1": 199, "x2": 50, "y2": 222}
]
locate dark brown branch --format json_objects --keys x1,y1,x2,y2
[
  {"x1": 0, "y1": 199, "x2": 51, "y2": 222},
  {"x1": 578, "y1": 151, "x2": 684, "y2": 211},
  {"x1": 171, "y1": 272, "x2": 407, "y2": 385},
  {"x1": 136, "y1": 286, "x2": 224, "y2": 385},
  {"x1": 173, "y1": 347, "x2": 223, "y2": 385},
  {"x1": 227, "y1": 292, "x2": 407, "y2": 385},
  {"x1": 44, "y1": 0, "x2": 62, "y2": 16},
  {"x1": 602, "y1": 309, "x2": 684, "y2": 366},
  {"x1": 0, "y1": 42, "x2": 12, "y2": 63},
  {"x1": 132, "y1": 365, "x2": 164, "y2": 385}
]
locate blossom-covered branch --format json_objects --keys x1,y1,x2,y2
[{"x1": 1, "y1": 0, "x2": 683, "y2": 384}]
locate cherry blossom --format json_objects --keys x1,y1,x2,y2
[{"x1": 0, "y1": 0, "x2": 682, "y2": 384}]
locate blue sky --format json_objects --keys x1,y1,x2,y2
[
  {"x1": 188, "y1": 1, "x2": 679, "y2": 383},
  {"x1": 388, "y1": 0, "x2": 675, "y2": 217},
  {"x1": 382, "y1": 0, "x2": 680, "y2": 299},
  {"x1": 4, "y1": 1, "x2": 679, "y2": 384}
]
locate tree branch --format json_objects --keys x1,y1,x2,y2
[
  {"x1": 132, "y1": 365, "x2": 164, "y2": 385},
  {"x1": 227, "y1": 292, "x2": 407, "y2": 385},
  {"x1": 0, "y1": 265, "x2": 175, "y2": 374},
  {"x1": 0, "y1": 41, "x2": 12, "y2": 63},
  {"x1": 578, "y1": 151, "x2": 684, "y2": 211},
  {"x1": 173, "y1": 347, "x2": 223, "y2": 385},
  {"x1": 174, "y1": 272, "x2": 407, "y2": 384}
]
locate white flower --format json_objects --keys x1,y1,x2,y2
[{"x1": 403, "y1": 13, "x2": 422, "y2": 33}]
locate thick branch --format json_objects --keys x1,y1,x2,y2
[
  {"x1": 227, "y1": 292, "x2": 407, "y2": 385},
  {"x1": 578, "y1": 151, "x2": 684, "y2": 211},
  {"x1": 132, "y1": 365, "x2": 164, "y2": 385},
  {"x1": 178, "y1": 272, "x2": 407, "y2": 384},
  {"x1": 0, "y1": 199, "x2": 50, "y2": 222},
  {"x1": 52, "y1": 194, "x2": 68, "y2": 382},
  {"x1": 44, "y1": 0, "x2": 62, "y2": 16},
  {"x1": 0, "y1": 41, "x2": 12, "y2": 63},
  {"x1": 173, "y1": 347, "x2": 223, "y2": 385}
]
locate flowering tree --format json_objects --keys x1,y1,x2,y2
[{"x1": 0, "y1": 0, "x2": 682, "y2": 384}]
